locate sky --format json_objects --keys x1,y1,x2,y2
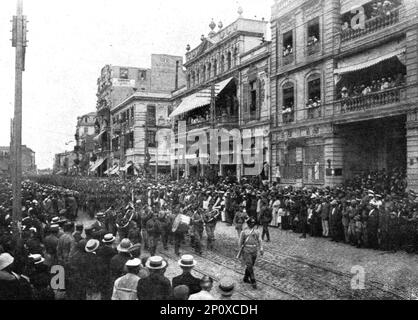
[{"x1": 0, "y1": 0, "x2": 272, "y2": 169}]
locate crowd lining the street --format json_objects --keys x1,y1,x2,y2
[{"x1": 1, "y1": 166, "x2": 418, "y2": 300}]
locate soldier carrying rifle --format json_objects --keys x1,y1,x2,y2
[{"x1": 237, "y1": 217, "x2": 263, "y2": 289}]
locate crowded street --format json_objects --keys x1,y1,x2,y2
[
  {"x1": 2, "y1": 0, "x2": 418, "y2": 304},
  {"x1": 1, "y1": 173, "x2": 418, "y2": 300}
]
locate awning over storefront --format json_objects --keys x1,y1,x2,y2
[
  {"x1": 169, "y1": 77, "x2": 234, "y2": 118},
  {"x1": 105, "y1": 165, "x2": 118, "y2": 175},
  {"x1": 119, "y1": 162, "x2": 133, "y2": 172},
  {"x1": 89, "y1": 158, "x2": 106, "y2": 172},
  {"x1": 93, "y1": 130, "x2": 106, "y2": 143},
  {"x1": 334, "y1": 39, "x2": 406, "y2": 75},
  {"x1": 340, "y1": 0, "x2": 370, "y2": 13}
]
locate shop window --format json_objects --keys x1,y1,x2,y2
[
  {"x1": 307, "y1": 18, "x2": 320, "y2": 55},
  {"x1": 120, "y1": 68, "x2": 129, "y2": 79}
]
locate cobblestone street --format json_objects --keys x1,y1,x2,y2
[{"x1": 161, "y1": 223, "x2": 418, "y2": 300}]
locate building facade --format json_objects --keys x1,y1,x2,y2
[
  {"x1": 169, "y1": 17, "x2": 269, "y2": 180},
  {"x1": 108, "y1": 92, "x2": 172, "y2": 176},
  {"x1": 270, "y1": 0, "x2": 418, "y2": 191},
  {"x1": 53, "y1": 151, "x2": 78, "y2": 175},
  {"x1": 0, "y1": 145, "x2": 37, "y2": 175},
  {"x1": 92, "y1": 54, "x2": 186, "y2": 176},
  {"x1": 75, "y1": 112, "x2": 96, "y2": 175}
]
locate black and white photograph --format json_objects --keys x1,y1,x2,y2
[{"x1": 1, "y1": 0, "x2": 418, "y2": 306}]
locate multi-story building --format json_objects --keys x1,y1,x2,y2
[
  {"x1": 53, "y1": 151, "x2": 78, "y2": 175},
  {"x1": 75, "y1": 112, "x2": 96, "y2": 175},
  {"x1": 0, "y1": 145, "x2": 37, "y2": 175},
  {"x1": 270, "y1": 0, "x2": 418, "y2": 190},
  {"x1": 108, "y1": 92, "x2": 173, "y2": 176},
  {"x1": 93, "y1": 54, "x2": 186, "y2": 176},
  {"x1": 169, "y1": 16, "x2": 269, "y2": 180}
]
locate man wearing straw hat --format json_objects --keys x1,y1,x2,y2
[
  {"x1": 172, "y1": 254, "x2": 200, "y2": 297},
  {"x1": 112, "y1": 258, "x2": 141, "y2": 300},
  {"x1": 137, "y1": 256, "x2": 172, "y2": 300},
  {"x1": 218, "y1": 277, "x2": 235, "y2": 300}
]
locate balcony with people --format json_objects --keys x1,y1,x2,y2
[
  {"x1": 335, "y1": 55, "x2": 407, "y2": 115},
  {"x1": 306, "y1": 18, "x2": 320, "y2": 56},
  {"x1": 282, "y1": 82, "x2": 295, "y2": 124},
  {"x1": 340, "y1": 0, "x2": 402, "y2": 43},
  {"x1": 282, "y1": 30, "x2": 294, "y2": 65},
  {"x1": 306, "y1": 75, "x2": 322, "y2": 120}
]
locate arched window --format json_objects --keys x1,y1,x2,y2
[
  {"x1": 197, "y1": 70, "x2": 200, "y2": 84},
  {"x1": 227, "y1": 51, "x2": 232, "y2": 70},
  {"x1": 220, "y1": 55, "x2": 225, "y2": 73}
]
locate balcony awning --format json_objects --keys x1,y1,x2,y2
[
  {"x1": 334, "y1": 39, "x2": 406, "y2": 75},
  {"x1": 109, "y1": 165, "x2": 120, "y2": 175},
  {"x1": 105, "y1": 165, "x2": 118, "y2": 175},
  {"x1": 169, "y1": 77, "x2": 234, "y2": 118},
  {"x1": 340, "y1": 0, "x2": 369, "y2": 13},
  {"x1": 93, "y1": 130, "x2": 106, "y2": 142},
  {"x1": 89, "y1": 158, "x2": 106, "y2": 172}
]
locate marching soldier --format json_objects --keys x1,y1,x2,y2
[
  {"x1": 238, "y1": 217, "x2": 263, "y2": 289},
  {"x1": 203, "y1": 205, "x2": 219, "y2": 250},
  {"x1": 145, "y1": 212, "x2": 161, "y2": 257},
  {"x1": 158, "y1": 210, "x2": 170, "y2": 250},
  {"x1": 191, "y1": 209, "x2": 204, "y2": 255},
  {"x1": 233, "y1": 204, "x2": 248, "y2": 238},
  {"x1": 140, "y1": 206, "x2": 153, "y2": 251}
]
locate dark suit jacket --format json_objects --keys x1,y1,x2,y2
[
  {"x1": 137, "y1": 273, "x2": 172, "y2": 300},
  {"x1": 172, "y1": 272, "x2": 201, "y2": 295}
]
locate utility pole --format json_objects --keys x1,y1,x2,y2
[
  {"x1": 155, "y1": 141, "x2": 158, "y2": 182},
  {"x1": 11, "y1": 0, "x2": 27, "y2": 237}
]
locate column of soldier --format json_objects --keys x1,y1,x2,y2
[{"x1": 1, "y1": 167, "x2": 418, "y2": 300}]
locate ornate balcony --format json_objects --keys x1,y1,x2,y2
[
  {"x1": 341, "y1": 8, "x2": 400, "y2": 43},
  {"x1": 336, "y1": 86, "x2": 405, "y2": 114}
]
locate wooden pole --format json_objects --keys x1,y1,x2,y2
[{"x1": 11, "y1": 0, "x2": 26, "y2": 237}]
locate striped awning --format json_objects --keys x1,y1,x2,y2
[
  {"x1": 334, "y1": 39, "x2": 406, "y2": 75},
  {"x1": 341, "y1": 0, "x2": 370, "y2": 13},
  {"x1": 169, "y1": 77, "x2": 234, "y2": 118},
  {"x1": 119, "y1": 162, "x2": 133, "y2": 172}
]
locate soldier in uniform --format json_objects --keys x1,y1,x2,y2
[
  {"x1": 191, "y1": 209, "x2": 204, "y2": 255},
  {"x1": 158, "y1": 210, "x2": 171, "y2": 250},
  {"x1": 140, "y1": 206, "x2": 153, "y2": 251},
  {"x1": 238, "y1": 218, "x2": 263, "y2": 289},
  {"x1": 367, "y1": 203, "x2": 380, "y2": 249},
  {"x1": 378, "y1": 205, "x2": 389, "y2": 250},
  {"x1": 233, "y1": 204, "x2": 248, "y2": 238},
  {"x1": 203, "y1": 205, "x2": 219, "y2": 250},
  {"x1": 145, "y1": 212, "x2": 161, "y2": 257}
]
